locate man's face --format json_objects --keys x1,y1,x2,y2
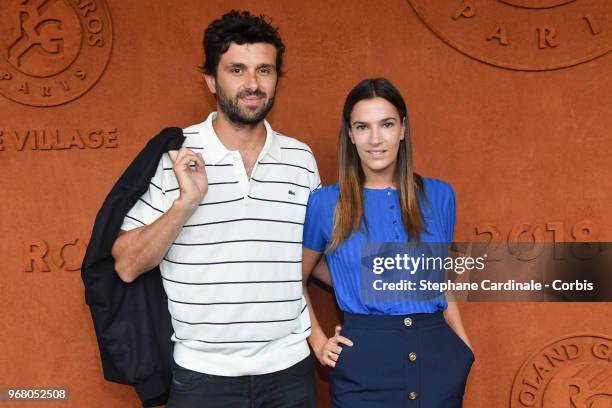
[{"x1": 206, "y1": 42, "x2": 278, "y2": 126}]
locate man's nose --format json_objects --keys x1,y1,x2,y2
[{"x1": 244, "y1": 70, "x2": 259, "y2": 91}]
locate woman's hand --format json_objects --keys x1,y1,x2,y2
[{"x1": 315, "y1": 325, "x2": 354, "y2": 367}]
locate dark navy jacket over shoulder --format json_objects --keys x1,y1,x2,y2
[
  {"x1": 81, "y1": 127, "x2": 185, "y2": 407},
  {"x1": 303, "y1": 178, "x2": 456, "y2": 315}
]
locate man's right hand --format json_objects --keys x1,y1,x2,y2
[{"x1": 168, "y1": 148, "x2": 208, "y2": 212}]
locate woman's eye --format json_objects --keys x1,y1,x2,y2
[
  {"x1": 383, "y1": 122, "x2": 394, "y2": 128},
  {"x1": 356, "y1": 125, "x2": 366, "y2": 130}
]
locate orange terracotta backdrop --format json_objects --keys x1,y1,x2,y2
[{"x1": 0, "y1": 1, "x2": 610, "y2": 407}]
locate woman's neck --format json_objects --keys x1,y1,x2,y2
[{"x1": 362, "y1": 168, "x2": 396, "y2": 189}]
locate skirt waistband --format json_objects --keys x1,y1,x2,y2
[{"x1": 343, "y1": 311, "x2": 445, "y2": 330}]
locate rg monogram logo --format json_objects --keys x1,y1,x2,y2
[{"x1": 0, "y1": 0, "x2": 113, "y2": 106}]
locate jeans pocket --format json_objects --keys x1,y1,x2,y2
[
  {"x1": 171, "y1": 360, "x2": 212, "y2": 392},
  {"x1": 444, "y1": 324, "x2": 475, "y2": 362}
]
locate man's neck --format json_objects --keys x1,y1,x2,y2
[{"x1": 212, "y1": 110, "x2": 267, "y2": 153}]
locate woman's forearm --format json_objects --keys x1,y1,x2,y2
[{"x1": 303, "y1": 283, "x2": 328, "y2": 352}]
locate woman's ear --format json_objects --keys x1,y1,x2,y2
[
  {"x1": 347, "y1": 127, "x2": 355, "y2": 145},
  {"x1": 400, "y1": 117, "x2": 406, "y2": 141}
]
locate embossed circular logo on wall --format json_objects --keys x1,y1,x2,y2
[
  {"x1": 0, "y1": 0, "x2": 113, "y2": 107},
  {"x1": 407, "y1": 0, "x2": 611, "y2": 71},
  {"x1": 511, "y1": 334, "x2": 612, "y2": 407}
]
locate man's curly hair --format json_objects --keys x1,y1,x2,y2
[{"x1": 201, "y1": 10, "x2": 285, "y2": 77}]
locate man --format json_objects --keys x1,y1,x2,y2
[{"x1": 111, "y1": 10, "x2": 320, "y2": 408}]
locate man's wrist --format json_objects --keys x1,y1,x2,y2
[{"x1": 171, "y1": 198, "x2": 198, "y2": 219}]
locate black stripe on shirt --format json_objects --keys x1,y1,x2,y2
[
  {"x1": 161, "y1": 277, "x2": 302, "y2": 285},
  {"x1": 125, "y1": 214, "x2": 145, "y2": 226},
  {"x1": 280, "y1": 147, "x2": 314, "y2": 156},
  {"x1": 200, "y1": 197, "x2": 244, "y2": 206},
  {"x1": 173, "y1": 333, "x2": 273, "y2": 344},
  {"x1": 183, "y1": 218, "x2": 303, "y2": 228},
  {"x1": 163, "y1": 163, "x2": 233, "y2": 170},
  {"x1": 173, "y1": 239, "x2": 302, "y2": 246},
  {"x1": 138, "y1": 198, "x2": 163, "y2": 213},
  {"x1": 165, "y1": 181, "x2": 238, "y2": 193},
  {"x1": 247, "y1": 195, "x2": 306, "y2": 207},
  {"x1": 150, "y1": 181, "x2": 163, "y2": 192},
  {"x1": 292, "y1": 326, "x2": 311, "y2": 335},
  {"x1": 257, "y1": 161, "x2": 315, "y2": 174},
  {"x1": 162, "y1": 258, "x2": 301, "y2": 266},
  {"x1": 250, "y1": 177, "x2": 310, "y2": 190},
  {"x1": 168, "y1": 297, "x2": 302, "y2": 305},
  {"x1": 172, "y1": 314, "x2": 301, "y2": 325}
]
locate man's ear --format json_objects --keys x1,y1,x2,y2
[{"x1": 204, "y1": 74, "x2": 216, "y2": 95}]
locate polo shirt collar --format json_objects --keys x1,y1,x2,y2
[{"x1": 200, "y1": 112, "x2": 282, "y2": 165}]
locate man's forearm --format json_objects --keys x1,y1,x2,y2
[{"x1": 112, "y1": 199, "x2": 197, "y2": 283}]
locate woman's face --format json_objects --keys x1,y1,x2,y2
[{"x1": 348, "y1": 97, "x2": 405, "y2": 179}]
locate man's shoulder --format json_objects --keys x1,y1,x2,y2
[
  {"x1": 272, "y1": 131, "x2": 315, "y2": 156},
  {"x1": 179, "y1": 122, "x2": 206, "y2": 148}
]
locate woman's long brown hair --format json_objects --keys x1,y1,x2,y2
[{"x1": 328, "y1": 78, "x2": 427, "y2": 251}]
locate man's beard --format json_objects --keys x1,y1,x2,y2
[{"x1": 216, "y1": 83, "x2": 276, "y2": 127}]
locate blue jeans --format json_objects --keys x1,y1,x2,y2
[{"x1": 166, "y1": 355, "x2": 316, "y2": 408}]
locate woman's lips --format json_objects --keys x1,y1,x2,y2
[{"x1": 367, "y1": 150, "x2": 387, "y2": 157}]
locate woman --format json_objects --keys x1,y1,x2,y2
[{"x1": 302, "y1": 78, "x2": 474, "y2": 407}]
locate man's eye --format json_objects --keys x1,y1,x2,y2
[
  {"x1": 259, "y1": 68, "x2": 272, "y2": 75},
  {"x1": 230, "y1": 68, "x2": 241, "y2": 74}
]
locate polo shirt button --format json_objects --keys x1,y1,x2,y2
[
  {"x1": 403, "y1": 317, "x2": 413, "y2": 327},
  {"x1": 387, "y1": 191, "x2": 391, "y2": 196},
  {"x1": 395, "y1": 235, "x2": 399, "y2": 239},
  {"x1": 393, "y1": 220, "x2": 397, "y2": 224},
  {"x1": 408, "y1": 391, "x2": 418, "y2": 400},
  {"x1": 408, "y1": 352, "x2": 417, "y2": 361}
]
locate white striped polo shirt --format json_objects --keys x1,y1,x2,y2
[{"x1": 119, "y1": 112, "x2": 321, "y2": 376}]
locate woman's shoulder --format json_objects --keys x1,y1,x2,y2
[
  {"x1": 420, "y1": 177, "x2": 456, "y2": 208},
  {"x1": 307, "y1": 183, "x2": 339, "y2": 210},
  {"x1": 421, "y1": 177, "x2": 454, "y2": 196},
  {"x1": 310, "y1": 182, "x2": 340, "y2": 198}
]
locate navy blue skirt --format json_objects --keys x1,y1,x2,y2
[{"x1": 330, "y1": 311, "x2": 474, "y2": 407}]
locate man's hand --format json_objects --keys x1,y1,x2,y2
[{"x1": 168, "y1": 148, "x2": 208, "y2": 211}]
